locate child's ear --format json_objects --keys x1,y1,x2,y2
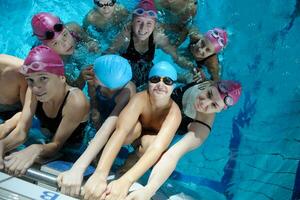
[{"x1": 60, "y1": 76, "x2": 66, "y2": 82}]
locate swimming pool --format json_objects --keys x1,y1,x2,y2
[{"x1": 1, "y1": 0, "x2": 299, "y2": 199}]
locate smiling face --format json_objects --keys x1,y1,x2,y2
[
  {"x1": 190, "y1": 36, "x2": 215, "y2": 60},
  {"x1": 25, "y1": 72, "x2": 65, "y2": 102},
  {"x1": 132, "y1": 16, "x2": 156, "y2": 41},
  {"x1": 194, "y1": 85, "x2": 225, "y2": 113},
  {"x1": 95, "y1": 0, "x2": 116, "y2": 18},
  {"x1": 45, "y1": 28, "x2": 75, "y2": 56}
]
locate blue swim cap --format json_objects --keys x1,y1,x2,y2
[
  {"x1": 148, "y1": 61, "x2": 177, "y2": 81},
  {"x1": 94, "y1": 55, "x2": 132, "y2": 89}
]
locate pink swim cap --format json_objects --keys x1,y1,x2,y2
[
  {"x1": 216, "y1": 80, "x2": 241, "y2": 109},
  {"x1": 20, "y1": 45, "x2": 64, "y2": 76},
  {"x1": 134, "y1": 0, "x2": 157, "y2": 18},
  {"x1": 32, "y1": 12, "x2": 63, "y2": 42},
  {"x1": 205, "y1": 28, "x2": 228, "y2": 53}
]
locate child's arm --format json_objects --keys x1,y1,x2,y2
[
  {"x1": 105, "y1": 102, "x2": 182, "y2": 200},
  {"x1": 0, "y1": 88, "x2": 36, "y2": 170},
  {"x1": 3, "y1": 89, "x2": 89, "y2": 176},
  {"x1": 57, "y1": 83, "x2": 135, "y2": 197},
  {"x1": 126, "y1": 113, "x2": 215, "y2": 200},
  {"x1": 104, "y1": 23, "x2": 131, "y2": 54},
  {"x1": 0, "y1": 54, "x2": 27, "y2": 104},
  {"x1": 82, "y1": 93, "x2": 144, "y2": 200},
  {"x1": 203, "y1": 54, "x2": 221, "y2": 81},
  {"x1": 67, "y1": 22, "x2": 100, "y2": 52},
  {"x1": 82, "y1": 10, "x2": 93, "y2": 31},
  {"x1": 19, "y1": 77, "x2": 28, "y2": 105},
  {"x1": 155, "y1": 28, "x2": 194, "y2": 70}
]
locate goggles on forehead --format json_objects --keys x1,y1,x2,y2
[
  {"x1": 94, "y1": 0, "x2": 116, "y2": 7},
  {"x1": 149, "y1": 76, "x2": 174, "y2": 86},
  {"x1": 133, "y1": 8, "x2": 157, "y2": 18},
  {"x1": 34, "y1": 23, "x2": 64, "y2": 40},
  {"x1": 20, "y1": 61, "x2": 64, "y2": 75},
  {"x1": 218, "y1": 82, "x2": 234, "y2": 106},
  {"x1": 208, "y1": 30, "x2": 226, "y2": 48}
]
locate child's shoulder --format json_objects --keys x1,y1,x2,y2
[
  {"x1": 86, "y1": 9, "x2": 100, "y2": 23},
  {"x1": 115, "y1": 4, "x2": 128, "y2": 13}
]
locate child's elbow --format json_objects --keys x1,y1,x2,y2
[
  {"x1": 15, "y1": 129, "x2": 27, "y2": 144},
  {"x1": 151, "y1": 143, "x2": 168, "y2": 154}
]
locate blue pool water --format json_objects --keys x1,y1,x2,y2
[{"x1": 1, "y1": 0, "x2": 300, "y2": 199}]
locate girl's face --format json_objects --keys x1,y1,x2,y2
[
  {"x1": 190, "y1": 37, "x2": 215, "y2": 60},
  {"x1": 194, "y1": 85, "x2": 225, "y2": 113},
  {"x1": 95, "y1": 0, "x2": 116, "y2": 18},
  {"x1": 45, "y1": 28, "x2": 75, "y2": 56},
  {"x1": 133, "y1": 16, "x2": 156, "y2": 41},
  {"x1": 25, "y1": 72, "x2": 65, "y2": 102}
]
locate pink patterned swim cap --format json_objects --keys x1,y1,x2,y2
[
  {"x1": 20, "y1": 45, "x2": 64, "y2": 76},
  {"x1": 32, "y1": 12, "x2": 64, "y2": 42},
  {"x1": 133, "y1": 0, "x2": 158, "y2": 19},
  {"x1": 216, "y1": 80, "x2": 241, "y2": 109},
  {"x1": 205, "y1": 28, "x2": 228, "y2": 53}
]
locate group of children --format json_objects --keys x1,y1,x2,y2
[{"x1": 0, "y1": 0, "x2": 242, "y2": 199}]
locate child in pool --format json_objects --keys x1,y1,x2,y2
[
  {"x1": 0, "y1": 55, "x2": 27, "y2": 138},
  {"x1": 0, "y1": 46, "x2": 89, "y2": 175},
  {"x1": 106, "y1": 0, "x2": 193, "y2": 91},
  {"x1": 82, "y1": 0, "x2": 130, "y2": 33},
  {"x1": 154, "y1": 0, "x2": 198, "y2": 47},
  {"x1": 32, "y1": 12, "x2": 100, "y2": 88},
  {"x1": 57, "y1": 55, "x2": 136, "y2": 197},
  {"x1": 126, "y1": 80, "x2": 242, "y2": 200},
  {"x1": 80, "y1": 61, "x2": 181, "y2": 200},
  {"x1": 179, "y1": 28, "x2": 228, "y2": 82}
]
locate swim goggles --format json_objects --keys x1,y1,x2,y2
[
  {"x1": 208, "y1": 29, "x2": 226, "y2": 48},
  {"x1": 217, "y1": 82, "x2": 234, "y2": 106},
  {"x1": 133, "y1": 8, "x2": 157, "y2": 18},
  {"x1": 19, "y1": 61, "x2": 64, "y2": 75},
  {"x1": 35, "y1": 23, "x2": 64, "y2": 40},
  {"x1": 149, "y1": 76, "x2": 174, "y2": 86},
  {"x1": 94, "y1": 0, "x2": 116, "y2": 8}
]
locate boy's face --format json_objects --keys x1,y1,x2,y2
[
  {"x1": 148, "y1": 76, "x2": 174, "y2": 98},
  {"x1": 95, "y1": 0, "x2": 116, "y2": 18}
]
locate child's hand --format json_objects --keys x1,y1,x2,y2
[
  {"x1": 192, "y1": 68, "x2": 206, "y2": 83},
  {"x1": 57, "y1": 169, "x2": 84, "y2": 197},
  {"x1": 81, "y1": 65, "x2": 95, "y2": 85},
  {"x1": 81, "y1": 172, "x2": 107, "y2": 200},
  {"x1": 176, "y1": 56, "x2": 194, "y2": 69},
  {"x1": 87, "y1": 40, "x2": 100, "y2": 53},
  {"x1": 105, "y1": 177, "x2": 132, "y2": 200},
  {"x1": 125, "y1": 187, "x2": 153, "y2": 200},
  {"x1": 0, "y1": 141, "x2": 4, "y2": 170},
  {"x1": 4, "y1": 144, "x2": 41, "y2": 176}
]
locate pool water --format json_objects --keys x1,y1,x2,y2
[{"x1": 1, "y1": 0, "x2": 300, "y2": 199}]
